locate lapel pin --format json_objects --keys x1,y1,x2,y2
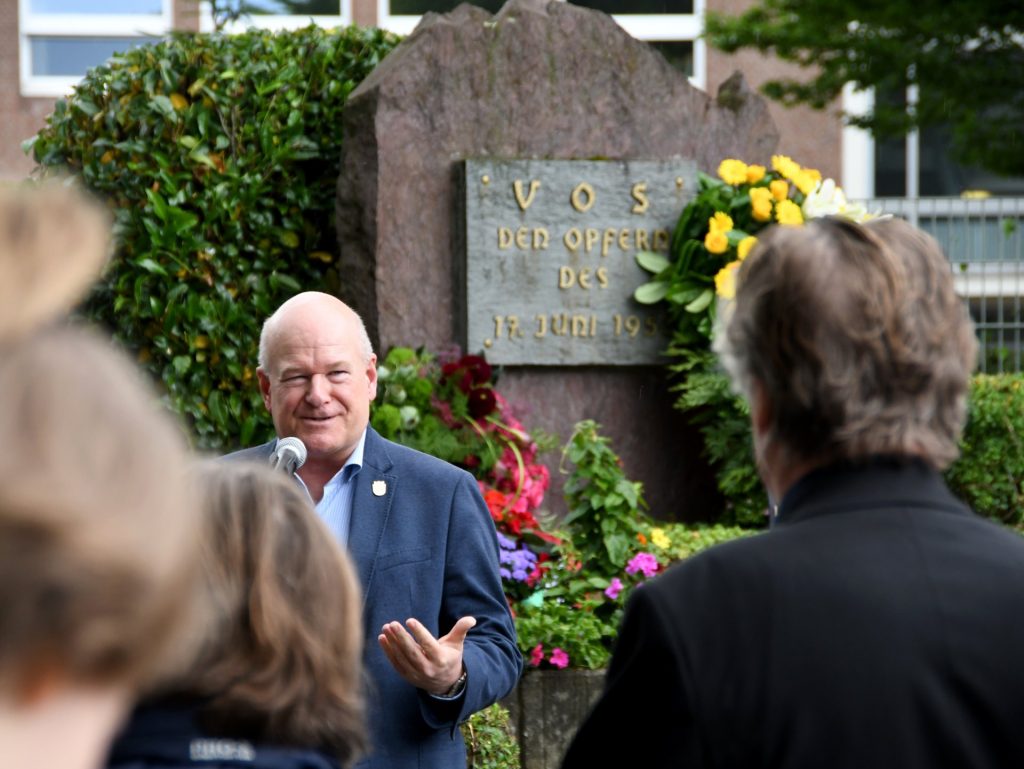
[{"x1": 372, "y1": 480, "x2": 387, "y2": 497}]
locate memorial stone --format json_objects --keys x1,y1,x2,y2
[
  {"x1": 458, "y1": 158, "x2": 697, "y2": 365},
  {"x1": 337, "y1": 0, "x2": 779, "y2": 518}
]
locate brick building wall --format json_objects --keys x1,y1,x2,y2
[
  {"x1": 705, "y1": 0, "x2": 842, "y2": 180},
  {"x1": 0, "y1": 0, "x2": 843, "y2": 182},
  {"x1": 0, "y1": 0, "x2": 51, "y2": 180}
]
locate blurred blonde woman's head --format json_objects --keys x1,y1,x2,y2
[
  {"x1": 0, "y1": 181, "x2": 111, "y2": 343},
  {"x1": 0, "y1": 327, "x2": 202, "y2": 697}
]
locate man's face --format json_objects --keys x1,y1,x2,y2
[{"x1": 257, "y1": 310, "x2": 377, "y2": 468}]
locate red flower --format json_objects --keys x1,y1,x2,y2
[
  {"x1": 468, "y1": 387, "x2": 497, "y2": 418},
  {"x1": 459, "y1": 355, "x2": 493, "y2": 384},
  {"x1": 441, "y1": 355, "x2": 494, "y2": 395},
  {"x1": 483, "y1": 488, "x2": 508, "y2": 522}
]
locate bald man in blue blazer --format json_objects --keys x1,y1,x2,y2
[{"x1": 226, "y1": 292, "x2": 521, "y2": 769}]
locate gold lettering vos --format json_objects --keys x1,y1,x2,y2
[{"x1": 499, "y1": 178, "x2": 655, "y2": 215}]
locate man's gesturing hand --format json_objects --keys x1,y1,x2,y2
[{"x1": 378, "y1": 616, "x2": 476, "y2": 696}]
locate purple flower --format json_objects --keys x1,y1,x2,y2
[
  {"x1": 625, "y1": 552, "x2": 659, "y2": 578},
  {"x1": 496, "y1": 532, "x2": 517, "y2": 551},
  {"x1": 549, "y1": 648, "x2": 569, "y2": 669},
  {"x1": 498, "y1": 539, "x2": 538, "y2": 582},
  {"x1": 604, "y1": 577, "x2": 623, "y2": 600}
]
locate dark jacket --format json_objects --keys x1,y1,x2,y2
[
  {"x1": 106, "y1": 699, "x2": 339, "y2": 769},
  {"x1": 563, "y1": 457, "x2": 1024, "y2": 769}
]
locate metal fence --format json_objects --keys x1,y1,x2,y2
[{"x1": 855, "y1": 197, "x2": 1024, "y2": 373}]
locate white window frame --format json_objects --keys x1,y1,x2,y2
[
  {"x1": 842, "y1": 83, "x2": 931, "y2": 201},
  {"x1": 377, "y1": 0, "x2": 706, "y2": 89},
  {"x1": 197, "y1": 0, "x2": 351, "y2": 33},
  {"x1": 841, "y1": 83, "x2": 874, "y2": 200},
  {"x1": 19, "y1": 0, "x2": 172, "y2": 98}
]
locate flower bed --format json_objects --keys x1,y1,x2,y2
[{"x1": 371, "y1": 349, "x2": 751, "y2": 670}]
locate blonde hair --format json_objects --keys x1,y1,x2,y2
[
  {"x1": 0, "y1": 327, "x2": 202, "y2": 692},
  {"x1": 0, "y1": 181, "x2": 111, "y2": 343},
  {"x1": 176, "y1": 462, "x2": 367, "y2": 766},
  {"x1": 716, "y1": 217, "x2": 976, "y2": 470}
]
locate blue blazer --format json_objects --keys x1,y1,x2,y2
[{"x1": 227, "y1": 427, "x2": 522, "y2": 769}]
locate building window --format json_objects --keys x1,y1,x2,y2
[
  {"x1": 378, "y1": 0, "x2": 704, "y2": 87},
  {"x1": 27, "y1": 0, "x2": 164, "y2": 12},
  {"x1": 844, "y1": 85, "x2": 1024, "y2": 199},
  {"x1": 647, "y1": 40, "x2": 694, "y2": 79},
  {"x1": 198, "y1": 0, "x2": 351, "y2": 32},
  {"x1": 568, "y1": 0, "x2": 693, "y2": 13},
  {"x1": 875, "y1": 126, "x2": 1024, "y2": 198},
  {"x1": 19, "y1": 0, "x2": 170, "y2": 97}
]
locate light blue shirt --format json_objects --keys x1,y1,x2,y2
[{"x1": 288, "y1": 430, "x2": 366, "y2": 546}]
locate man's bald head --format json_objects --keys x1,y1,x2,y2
[
  {"x1": 255, "y1": 292, "x2": 379, "y2": 472},
  {"x1": 258, "y1": 292, "x2": 374, "y2": 372}
]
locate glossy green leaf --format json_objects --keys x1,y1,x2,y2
[
  {"x1": 635, "y1": 250, "x2": 670, "y2": 274},
  {"x1": 634, "y1": 280, "x2": 668, "y2": 304}
]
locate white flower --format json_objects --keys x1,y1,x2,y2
[
  {"x1": 802, "y1": 178, "x2": 881, "y2": 223},
  {"x1": 802, "y1": 178, "x2": 847, "y2": 219}
]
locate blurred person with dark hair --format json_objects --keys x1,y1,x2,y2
[
  {"x1": 562, "y1": 217, "x2": 1024, "y2": 768},
  {"x1": 0, "y1": 183, "x2": 203, "y2": 769},
  {"x1": 106, "y1": 461, "x2": 368, "y2": 769}
]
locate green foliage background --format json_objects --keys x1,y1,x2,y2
[
  {"x1": 677, "y1": 364, "x2": 1024, "y2": 529},
  {"x1": 28, "y1": 25, "x2": 399, "y2": 450},
  {"x1": 947, "y1": 374, "x2": 1024, "y2": 528},
  {"x1": 461, "y1": 704, "x2": 521, "y2": 769},
  {"x1": 704, "y1": 0, "x2": 1024, "y2": 177}
]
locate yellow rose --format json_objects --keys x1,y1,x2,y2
[
  {"x1": 776, "y1": 199, "x2": 804, "y2": 226},
  {"x1": 749, "y1": 187, "x2": 773, "y2": 222},
  {"x1": 709, "y1": 211, "x2": 734, "y2": 233},
  {"x1": 771, "y1": 154, "x2": 801, "y2": 180},
  {"x1": 651, "y1": 528, "x2": 671, "y2": 549},
  {"x1": 737, "y1": 235, "x2": 758, "y2": 260},
  {"x1": 715, "y1": 260, "x2": 741, "y2": 299},
  {"x1": 745, "y1": 164, "x2": 766, "y2": 184},
  {"x1": 704, "y1": 228, "x2": 729, "y2": 254},
  {"x1": 770, "y1": 179, "x2": 789, "y2": 201},
  {"x1": 792, "y1": 169, "x2": 821, "y2": 195},
  {"x1": 717, "y1": 159, "x2": 749, "y2": 186}
]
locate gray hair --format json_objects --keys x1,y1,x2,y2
[{"x1": 714, "y1": 216, "x2": 977, "y2": 470}]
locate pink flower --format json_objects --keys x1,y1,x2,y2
[
  {"x1": 549, "y1": 648, "x2": 569, "y2": 669},
  {"x1": 626, "y1": 552, "x2": 660, "y2": 578},
  {"x1": 529, "y1": 644, "x2": 544, "y2": 667},
  {"x1": 604, "y1": 577, "x2": 623, "y2": 600}
]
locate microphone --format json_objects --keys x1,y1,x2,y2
[{"x1": 269, "y1": 436, "x2": 307, "y2": 475}]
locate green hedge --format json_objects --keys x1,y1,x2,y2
[
  {"x1": 947, "y1": 374, "x2": 1024, "y2": 527},
  {"x1": 28, "y1": 25, "x2": 399, "y2": 450},
  {"x1": 681, "y1": 366, "x2": 1024, "y2": 529}
]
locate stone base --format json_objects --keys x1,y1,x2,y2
[{"x1": 502, "y1": 668, "x2": 606, "y2": 769}]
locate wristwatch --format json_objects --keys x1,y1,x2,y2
[{"x1": 442, "y1": 668, "x2": 468, "y2": 698}]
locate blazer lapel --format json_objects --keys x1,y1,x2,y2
[{"x1": 346, "y1": 428, "x2": 397, "y2": 605}]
